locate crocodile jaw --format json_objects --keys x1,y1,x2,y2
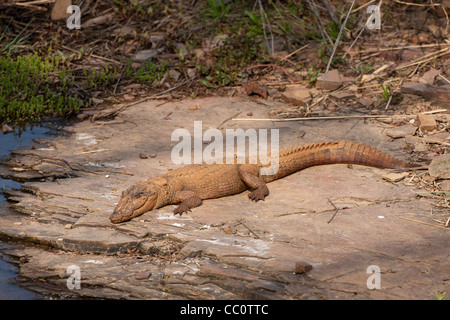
[{"x1": 110, "y1": 183, "x2": 158, "y2": 224}]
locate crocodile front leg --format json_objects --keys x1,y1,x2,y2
[
  {"x1": 173, "y1": 190, "x2": 203, "y2": 215},
  {"x1": 238, "y1": 164, "x2": 269, "y2": 201}
]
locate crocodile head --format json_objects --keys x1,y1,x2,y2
[{"x1": 110, "y1": 178, "x2": 167, "y2": 223}]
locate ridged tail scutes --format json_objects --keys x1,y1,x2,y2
[
  {"x1": 269, "y1": 140, "x2": 419, "y2": 181},
  {"x1": 332, "y1": 140, "x2": 417, "y2": 169}
]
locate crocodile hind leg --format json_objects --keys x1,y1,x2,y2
[
  {"x1": 238, "y1": 164, "x2": 269, "y2": 201},
  {"x1": 173, "y1": 191, "x2": 203, "y2": 215}
]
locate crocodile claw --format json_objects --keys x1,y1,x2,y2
[
  {"x1": 173, "y1": 203, "x2": 191, "y2": 216},
  {"x1": 248, "y1": 189, "x2": 267, "y2": 202}
]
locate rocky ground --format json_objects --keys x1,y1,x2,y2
[{"x1": 0, "y1": 95, "x2": 448, "y2": 299}]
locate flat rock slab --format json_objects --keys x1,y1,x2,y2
[{"x1": 0, "y1": 97, "x2": 448, "y2": 300}]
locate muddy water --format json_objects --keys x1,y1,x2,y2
[{"x1": 0, "y1": 123, "x2": 61, "y2": 299}]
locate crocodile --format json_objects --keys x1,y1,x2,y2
[{"x1": 110, "y1": 140, "x2": 420, "y2": 223}]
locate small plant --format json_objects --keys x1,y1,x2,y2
[
  {"x1": 306, "y1": 66, "x2": 320, "y2": 84},
  {"x1": 202, "y1": 0, "x2": 231, "y2": 20},
  {"x1": 1, "y1": 19, "x2": 32, "y2": 54},
  {"x1": 380, "y1": 82, "x2": 393, "y2": 102},
  {"x1": 244, "y1": 10, "x2": 264, "y2": 36},
  {"x1": 434, "y1": 291, "x2": 447, "y2": 300},
  {"x1": 133, "y1": 60, "x2": 169, "y2": 84},
  {"x1": 354, "y1": 65, "x2": 373, "y2": 74}
]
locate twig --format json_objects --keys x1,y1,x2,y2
[
  {"x1": 11, "y1": 0, "x2": 54, "y2": 4},
  {"x1": 327, "y1": 198, "x2": 339, "y2": 223},
  {"x1": 438, "y1": 74, "x2": 450, "y2": 84},
  {"x1": 113, "y1": 65, "x2": 125, "y2": 95},
  {"x1": 283, "y1": 44, "x2": 309, "y2": 60},
  {"x1": 393, "y1": 0, "x2": 441, "y2": 7},
  {"x1": 421, "y1": 109, "x2": 448, "y2": 115},
  {"x1": 307, "y1": 0, "x2": 333, "y2": 45},
  {"x1": 321, "y1": 0, "x2": 356, "y2": 89},
  {"x1": 399, "y1": 216, "x2": 449, "y2": 230},
  {"x1": 237, "y1": 221, "x2": 261, "y2": 239},
  {"x1": 351, "y1": 0, "x2": 377, "y2": 13},
  {"x1": 232, "y1": 114, "x2": 391, "y2": 122},
  {"x1": 396, "y1": 47, "x2": 450, "y2": 70},
  {"x1": 243, "y1": 64, "x2": 296, "y2": 82},
  {"x1": 257, "y1": 0, "x2": 273, "y2": 56}
]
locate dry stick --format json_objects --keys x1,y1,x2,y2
[
  {"x1": 327, "y1": 198, "x2": 340, "y2": 223},
  {"x1": 257, "y1": 0, "x2": 273, "y2": 56},
  {"x1": 232, "y1": 114, "x2": 391, "y2": 122},
  {"x1": 393, "y1": 0, "x2": 441, "y2": 7},
  {"x1": 321, "y1": 0, "x2": 356, "y2": 89},
  {"x1": 320, "y1": 0, "x2": 338, "y2": 25},
  {"x1": 396, "y1": 47, "x2": 450, "y2": 70},
  {"x1": 283, "y1": 44, "x2": 309, "y2": 60},
  {"x1": 399, "y1": 216, "x2": 449, "y2": 230},
  {"x1": 243, "y1": 64, "x2": 296, "y2": 82},
  {"x1": 61, "y1": 45, "x2": 122, "y2": 65},
  {"x1": 351, "y1": 0, "x2": 377, "y2": 13},
  {"x1": 113, "y1": 65, "x2": 125, "y2": 95},
  {"x1": 307, "y1": 0, "x2": 333, "y2": 45},
  {"x1": 343, "y1": 24, "x2": 365, "y2": 60},
  {"x1": 12, "y1": 0, "x2": 54, "y2": 5},
  {"x1": 360, "y1": 43, "x2": 450, "y2": 53},
  {"x1": 275, "y1": 0, "x2": 313, "y2": 30},
  {"x1": 102, "y1": 77, "x2": 197, "y2": 117},
  {"x1": 438, "y1": 74, "x2": 450, "y2": 84}
]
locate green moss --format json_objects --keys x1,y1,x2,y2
[{"x1": 0, "y1": 53, "x2": 86, "y2": 123}]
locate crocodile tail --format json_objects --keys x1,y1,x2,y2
[
  {"x1": 262, "y1": 140, "x2": 420, "y2": 181},
  {"x1": 315, "y1": 140, "x2": 419, "y2": 169}
]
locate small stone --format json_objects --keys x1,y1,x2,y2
[
  {"x1": 382, "y1": 172, "x2": 409, "y2": 183},
  {"x1": 91, "y1": 98, "x2": 104, "y2": 105},
  {"x1": 357, "y1": 98, "x2": 374, "y2": 108},
  {"x1": 187, "y1": 68, "x2": 197, "y2": 79},
  {"x1": 417, "y1": 113, "x2": 437, "y2": 132},
  {"x1": 401, "y1": 82, "x2": 431, "y2": 96},
  {"x1": 281, "y1": 85, "x2": 312, "y2": 106},
  {"x1": 329, "y1": 90, "x2": 355, "y2": 100},
  {"x1": 169, "y1": 70, "x2": 181, "y2": 81},
  {"x1": 419, "y1": 68, "x2": 440, "y2": 85},
  {"x1": 439, "y1": 180, "x2": 450, "y2": 191},
  {"x1": 385, "y1": 125, "x2": 417, "y2": 139},
  {"x1": 428, "y1": 153, "x2": 450, "y2": 180},
  {"x1": 134, "y1": 271, "x2": 152, "y2": 280},
  {"x1": 132, "y1": 49, "x2": 158, "y2": 63},
  {"x1": 294, "y1": 261, "x2": 313, "y2": 274},
  {"x1": 316, "y1": 69, "x2": 342, "y2": 90},
  {"x1": 76, "y1": 113, "x2": 90, "y2": 121},
  {"x1": 427, "y1": 84, "x2": 450, "y2": 108},
  {"x1": 139, "y1": 153, "x2": 148, "y2": 159},
  {"x1": 2, "y1": 123, "x2": 14, "y2": 134},
  {"x1": 188, "y1": 104, "x2": 200, "y2": 111},
  {"x1": 64, "y1": 224, "x2": 72, "y2": 229}
]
